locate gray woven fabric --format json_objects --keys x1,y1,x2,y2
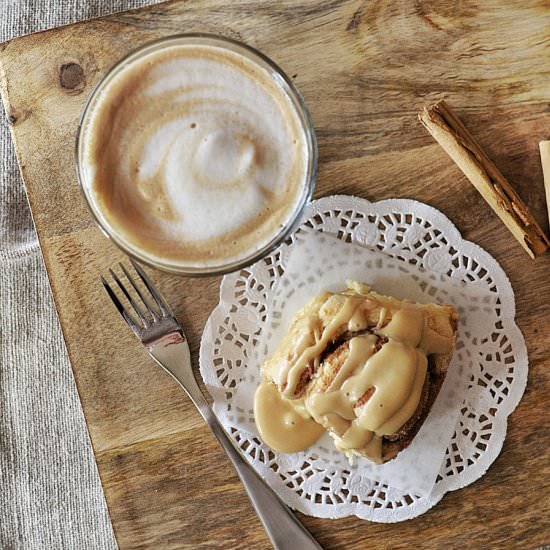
[{"x1": 0, "y1": 1, "x2": 160, "y2": 548}]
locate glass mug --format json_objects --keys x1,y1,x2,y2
[{"x1": 76, "y1": 34, "x2": 317, "y2": 276}]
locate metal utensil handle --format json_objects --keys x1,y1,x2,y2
[
  {"x1": 102, "y1": 264, "x2": 323, "y2": 550},
  {"x1": 205, "y1": 410, "x2": 323, "y2": 550},
  {"x1": 177, "y1": 375, "x2": 323, "y2": 550}
]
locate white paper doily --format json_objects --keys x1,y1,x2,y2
[{"x1": 199, "y1": 195, "x2": 528, "y2": 522}]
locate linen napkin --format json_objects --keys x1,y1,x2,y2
[{"x1": 0, "y1": 1, "x2": 161, "y2": 548}]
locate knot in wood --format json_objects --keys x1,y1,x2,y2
[{"x1": 60, "y1": 63, "x2": 85, "y2": 93}]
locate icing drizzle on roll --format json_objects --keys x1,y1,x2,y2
[{"x1": 254, "y1": 284, "x2": 456, "y2": 463}]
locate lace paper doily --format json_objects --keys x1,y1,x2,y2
[{"x1": 199, "y1": 196, "x2": 528, "y2": 522}]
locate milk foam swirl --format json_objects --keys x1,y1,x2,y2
[{"x1": 82, "y1": 43, "x2": 309, "y2": 268}]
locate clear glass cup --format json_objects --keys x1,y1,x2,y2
[{"x1": 76, "y1": 34, "x2": 317, "y2": 276}]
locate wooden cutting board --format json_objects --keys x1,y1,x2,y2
[{"x1": 1, "y1": 1, "x2": 549, "y2": 548}]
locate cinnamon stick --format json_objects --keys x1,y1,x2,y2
[
  {"x1": 419, "y1": 100, "x2": 549, "y2": 259},
  {"x1": 538, "y1": 140, "x2": 550, "y2": 229}
]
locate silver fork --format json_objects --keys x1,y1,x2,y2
[{"x1": 101, "y1": 260, "x2": 323, "y2": 550}]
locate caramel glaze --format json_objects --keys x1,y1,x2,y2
[
  {"x1": 254, "y1": 381, "x2": 325, "y2": 453},
  {"x1": 254, "y1": 283, "x2": 457, "y2": 463}
]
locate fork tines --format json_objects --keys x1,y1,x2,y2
[{"x1": 101, "y1": 259, "x2": 173, "y2": 332}]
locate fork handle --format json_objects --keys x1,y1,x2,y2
[
  {"x1": 150, "y1": 342, "x2": 322, "y2": 549},
  {"x1": 203, "y1": 409, "x2": 323, "y2": 550},
  {"x1": 177, "y1": 383, "x2": 322, "y2": 549}
]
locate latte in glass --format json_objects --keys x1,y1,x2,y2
[{"x1": 77, "y1": 35, "x2": 316, "y2": 275}]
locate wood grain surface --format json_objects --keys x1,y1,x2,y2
[{"x1": 1, "y1": 1, "x2": 549, "y2": 548}]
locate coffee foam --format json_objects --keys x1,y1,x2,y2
[{"x1": 82, "y1": 44, "x2": 309, "y2": 268}]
